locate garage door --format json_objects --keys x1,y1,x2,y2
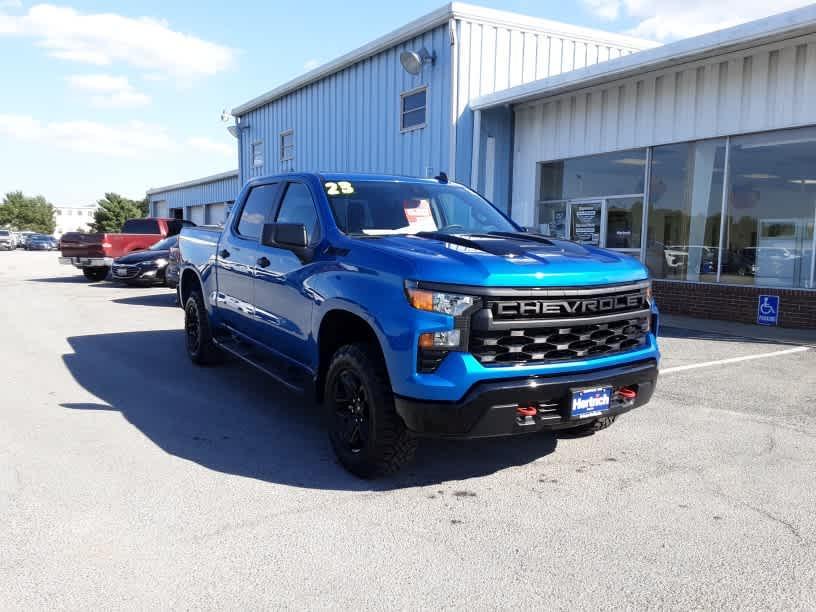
[
  {"x1": 153, "y1": 200, "x2": 169, "y2": 218},
  {"x1": 206, "y1": 204, "x2": 226, "y2": 226},
  {"x1": 189, "y1": 205, "x2": 205, "y2": 226}
]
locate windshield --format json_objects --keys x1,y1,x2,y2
[
  {"x1": 149, "y1": 236, "x2": 177, "y2": 251},
  {"x1": 324, "y1": 180, "x2": 517, "y2": 236}
]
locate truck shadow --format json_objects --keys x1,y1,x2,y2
[
  {"x1": 62, "y1": 330, "x2": 558, "y2": 491},
  {"x1": 112, "y1": 293, "x2": 179, "y2": 308}
]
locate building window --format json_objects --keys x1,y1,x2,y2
[
  {"x1": 401, "y1": 87, "x2": 427, "y2": 132},
  {"x1": 251, "y1": 141, "x2": 264, "y2": 168},
  {"x1": 536, "y1": 126, "x2": 816, "y2": 289},
  {"x1": 646, "y1": 139, "x2": 726, "y2": 282},
  {"x1": 539, "y1": 148, "x2": 647, "y2": 201},
  {"x1": 280, "y1": 130, "x2": 294, "y2": 162},
  {"x1": 721, "y1": 128, "x2": 816, "y2": 289}
]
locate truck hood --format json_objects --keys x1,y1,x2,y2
[{"x1": 356, "y1": 232, "x2": 649, "y2": 287}]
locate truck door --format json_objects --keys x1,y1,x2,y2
[
  {"x1": 216, "y1": 182, "x2": 280, "y2": 333},
  {"x1": 252, "y1": 180, "x2": 321, "y2": 368}
]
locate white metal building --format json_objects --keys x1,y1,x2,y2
[
  {"x1": 470, "y1": 5, "x2": 816, "y2": 327},
  {"x1": 53, "y1": 205, "x2": 98, "y2": 237}
]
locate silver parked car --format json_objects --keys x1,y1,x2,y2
[{"x1": 0, "y1": 229, "x2": 15, "y2": 251}]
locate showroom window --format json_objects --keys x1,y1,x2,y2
[
  {"x1": 645, "y1": 139, "x2": 726, "y2": 282},
  {"x1": 536, "y1": 127, "x2": 816, "y2": 289},
  {"x1": 722, "y1": 128, "x2": 816, "y2": 289},
  {"x1": 539, "y1": 148, "x2": 647, "y2": 201},
  {"x1": 537, "y1": 148, "x2": 646, "y2": 249}
]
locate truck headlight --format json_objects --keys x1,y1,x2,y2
[{"x1": 404, "y1": 282, "x2": 475, "y2": 316}]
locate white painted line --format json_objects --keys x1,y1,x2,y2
[{"x1": 662, "y1": 346, "x2": 810, "y2": 374}]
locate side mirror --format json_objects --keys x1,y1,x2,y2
[{"x1": 261, "y1": 223, "x2": 308, "y2": 249}]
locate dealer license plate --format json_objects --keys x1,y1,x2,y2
[
  {"x1": 115, "y1": 268, "x2": 128, "y2": 277},
  {"x1": 571, "y1": 386, "x2": 612, "y2": 418}
]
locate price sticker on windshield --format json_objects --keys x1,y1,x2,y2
[{"x1": 325, "y1": 181, "x2": 355, "y2": 196}]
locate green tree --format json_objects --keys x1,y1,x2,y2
[
  {"x1": 90, "y1": 193, "x2": 145, "y2": 232},
  {"x1": 0, "y1": 191, "x2": 56, "y2": 233}
]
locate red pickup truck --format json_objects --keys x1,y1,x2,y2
[{"x1": 59, "y1": 218, "x2": 192, "y2": 281}]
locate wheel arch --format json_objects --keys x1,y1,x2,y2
[
  {"x1": 179, "y1": 266, "x2": 205, "y2": 307},
  {"x1": 315, "y1": 308, "x2": 389, "y2": 403}
]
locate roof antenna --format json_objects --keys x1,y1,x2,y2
[{"x1": 434, "y1": 171, "x2": 448, "y2": 184}]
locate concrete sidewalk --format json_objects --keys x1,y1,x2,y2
[{"x1": 661, "y1": 313, "x2": 816, "y2": 347}]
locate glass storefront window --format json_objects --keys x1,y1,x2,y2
[
  {"x1": 539, "y1": 148, "x2": 647, "y2": 200},
  {"x1": 606, "y1": 197, "x2": 643, "y2": 250},
  {"x1": 537, "y1": 201, "x2": 566, "y2": 239},
  {"x1": 645, "y1": 139, "x2": 726, "y2": 281},
  {"x1": 722, "y1": 127, "x2": 816, "y2": 289}
]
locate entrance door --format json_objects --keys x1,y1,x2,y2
[{"x1": 568, "y1": 201, "x2": 604, "y2": 247}]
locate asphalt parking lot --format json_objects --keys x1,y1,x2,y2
[{"x1": 1, "y1": 251, "x2": 815, "y2": 609}]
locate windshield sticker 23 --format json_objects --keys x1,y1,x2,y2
[{"x1": 325, "y1": 181, "x2": 355, "y2": 195}]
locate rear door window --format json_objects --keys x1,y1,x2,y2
[
  {"x1": 236, "y1": 184, "x2": 279, "y2": 240},
  {"x1": 121, "y1": 219, "x2": 160, "y2": 234}
]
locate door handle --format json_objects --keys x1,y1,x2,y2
[
  {"x1": 257, "y1": 256, "x2": 271, "y2": 268},
  {"x1": 219, "y1": 249, "x2": 230, "y2": 258}
]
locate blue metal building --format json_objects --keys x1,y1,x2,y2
[
  {"x1": 147, "y1": 170, "x2": 240, "y2": 226},
  {"x1": 230, "y1": 3, "x2": 651, "y2": 214},
  {"x1": 147, "y1": 2, "x2": 651, "y2": 221}
]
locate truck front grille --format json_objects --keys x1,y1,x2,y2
[
  {"x1": 470, "y1": 317, "x2": 649, "y2": 365},
  {"x1": 467, "y1": 283, "x2": 651, "y2": 366}
]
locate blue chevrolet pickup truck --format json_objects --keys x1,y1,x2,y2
[{"x1": 178, "y1": 172, "x2": 659, "y2": 477}]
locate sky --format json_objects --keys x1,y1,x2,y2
[{"x1": 0, "y1": 0, "x2": 812, "y2": 206}]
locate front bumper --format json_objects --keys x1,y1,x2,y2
[
  {"x1": 60, "y1": 256, "x2": 113, "y2": 268},
  {"x1": 111, "y1": 263, "x2": 162, "y2": 283},
  {"x1": 394, "y1": 359, "x2": 657, "y2": 438}
]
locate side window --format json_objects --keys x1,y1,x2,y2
[
  {"x1": 236, "y1": 184, "x2": 277, "y2": 239},
  {"x1": 276, "y1": 182, "x2": 319, "y2": 243}
]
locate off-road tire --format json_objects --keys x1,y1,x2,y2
[
  {"x1": 83, "y1": 266, "x2": 109, "y2": 282},
  {"x1": 566, "y1": 415, "x2": 618, "y2": 436},
  {"x1": 184, "y1": 289, "x2": 223, "y2": 365},
  {"x1": 326, "y1": 343, "x2": 417, "y2": 478}
]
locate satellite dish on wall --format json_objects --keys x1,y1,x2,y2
[{"x1": 400, "y1": 47, "x2": 436, "y2": 75}]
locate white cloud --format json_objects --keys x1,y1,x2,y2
[
  {"x1": 303, "y1": 58, "x2": 321, "y2": 71},
  {"x1": 66, "y1": 73, "x2": 151, "y2": 108},
  {"x1": 0, "y1": 4, "x2": 235, "y2": 80},
  {"x1": 187, "y1": 137, "x2": 234, "y2": 158},
  {"x1": 581, "y1": 0, "x2": 814, "y2": 40},
  {"x1": 0, "y1": 113, "x2": 176, "y2": 157}
]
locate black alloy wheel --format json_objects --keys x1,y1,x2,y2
[
  {"x1": 185, "y1": 298, "x2": 201, "y2": 357},
  {"x1": 331, "y1": 369, "x2": 370, "y2": 454}
]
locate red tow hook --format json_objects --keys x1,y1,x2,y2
[
  {"x1": 616, "y1": 387, "x2": 637, "y2": 400},
  {"x1": 516, "y1": 405, "x2": 538, "y2": 417}
]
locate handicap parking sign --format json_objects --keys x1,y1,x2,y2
[{"x1": 757, "y1": 295, "x2": 780, "y2": 326}]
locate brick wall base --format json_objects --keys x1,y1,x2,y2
[{"x1": 653, "y1": 281, "x2": 816, "y2": 329}]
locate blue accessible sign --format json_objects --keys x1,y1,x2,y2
[{"x1": 757, "y1": 295, "x2": 780, "y2": 326}]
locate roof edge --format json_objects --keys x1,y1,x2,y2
[
  {"x1": 146, "y1": 170, "x2": 239, "y2": 196},
  {"x1": 232, "y1": 2, "x2": 658, "y2": 117},
  {"x1": 472, "y1": 5, "x2": 816, "y2": 110}
]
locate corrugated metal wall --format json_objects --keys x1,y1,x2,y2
[
  {"x1": 148, "y1": 173, "x2": 240, "y2": 211},
  {"x1": 238, "y1": 24, "x2": 452, "y2": 183},
  {"x1": 455, "y1": 17, "x2": 645, "y2": 208},
  {"x1": 511, "y1": 33, "x2": 816, "y2": 224}
]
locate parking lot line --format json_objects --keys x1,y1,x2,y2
[{"x1": 662, "y1": 346, "x2": 810, "y2": 374}]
